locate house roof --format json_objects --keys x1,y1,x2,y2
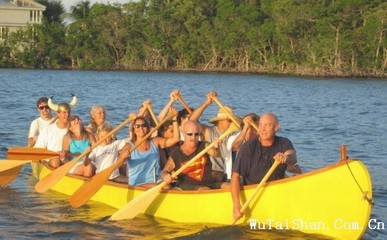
[{"x1": 0, "y1": 0, "x2": 46, "y2": 9}]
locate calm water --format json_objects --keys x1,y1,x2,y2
[{"x1": 0, "y1": 69, "x2": 386, "y2": 239}]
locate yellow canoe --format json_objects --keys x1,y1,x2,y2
[{"x1": 30, "y1": 158, "x2": 373, "y2": 240}]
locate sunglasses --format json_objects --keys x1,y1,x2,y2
[
  {"x1": 186, "y1": 132, "x2": 200, "y2": 137},
  {"x1": 134, "y1": 123, "x2": 148, "y2": 129},
  {"x1": 38, "y1": 105, "x2": 50, "y2": 110}
]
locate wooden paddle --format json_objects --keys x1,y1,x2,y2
[
  {"x1": 246, "y1": 118, "x2": 259, "y2": 132},
  {"x1": 7, "y1": 147, "x2": 78, "y2": 161},
  {"x1": 232, "y1": 159, "x2": 280, "y2": 225},
  {"x1": 0, "y1": 165, "x2": 24, "y2": 187},
  {"x1": 211, "y1": 96, "x2": 241, "y2": 128},
  {"x1": 0, "y1": 159, "x2": 32, "y2": 172},
  {"x1": 0, "y1": 159, "x2": 32, "y2": 186},
  {"x1": 69, "y1": 109, "x2": 178, "y2": 208},
  {"x1": 143, "y1": 101, "x2": 159, "y2": 125},
  {"x1": 34, "y1": 114, "x2": 136, "y2": 194},
  {"x1": 0, "y1": 158, "x2": 49, "y2": 186},
  {"x1": 175, "y1": 92, "x2": 192, "y2": 114},
  {"x1": 212, "y1": 96, "x2": 259, "y2": 133},
  {"x1": 109, "y1": 122, "x2": 239, "y2": 221}
]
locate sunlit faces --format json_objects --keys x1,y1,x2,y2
[
  {"x1": 70, "y1": 116, "x2": 81, "y2": 127},
  {"x1": 133, "y1": 120, "x2": 149, "y2": 136},
  {"x1": 38, "y1": 103, "x2": 51, "y2": 118},
  {"x1": 38, "y1": 105, "x2": 50, "y2": 110},
  {"x1": 258, "y1": 114, "x2": 279, "y2": 141},
  {"x1": 92, "y1": 109, "x2": 105, "y2": 125},
  {"x1": 162, "y1": 124, "x2": 174, "y2": 138},
  {"x1": 217, "y1": 119, "x2": 232, "y2": 129},
  {"x1": 57, "y1": 110, "x2": 71, "y2": 122},
  {"x1": 183, "y1": 121, "x2": 200, "y2": 143},
  {"x1": 97, "y1": 130, "x2": 112, "y2": 145}
]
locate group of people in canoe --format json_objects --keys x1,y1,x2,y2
[{"x1": 28, "y1": 90, "x2": 302, "y2": 221}]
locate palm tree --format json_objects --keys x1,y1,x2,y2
[{"x1": 70, "y1": 1, "x2": 91, "y2": 20}]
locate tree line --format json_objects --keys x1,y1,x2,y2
[{"x1": 0, "y1": 0, "x2": 386, "y2": 77}]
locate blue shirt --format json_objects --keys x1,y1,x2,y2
[{"x1": 127, "y1": 140, "x2": 161, "y2": 186}]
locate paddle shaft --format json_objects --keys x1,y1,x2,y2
[
  {"x1": 7, "y1": 147, "x2": 78, "y2": 160},
  {"x1": 211, "y1": 96, "x2": 240, "y2": 128},
  {"x1": 172, "y1": 123, "x2": 238, "y2": 177},
  {"x1": 232, "y1": 159, "x2": 281, "y2": 225},
  {"x1": 69, "y1": 110, "x2": 178, "y2": 208},
  {"x1": 246, "y1": 118, "x2": 259, "y2": 132},
  {"x1": 175, "y1": 94, "x2": 192, "y2": 114},
  {"x1": 144, "y1": 102, "x2": 159, "y2": 125},
  {"x1": 212, "y1": 96, "x2": 259, "y2": 133},
  {"x1": 34, "y1": 115, "x2": 135, "y2": 193},
  {"x1": 109, "y1": 122, "x2": 239, "y2": 221}
]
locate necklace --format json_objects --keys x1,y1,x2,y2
[{"x1": 260, "y1": 145, "x2": 273, "y2": 167}]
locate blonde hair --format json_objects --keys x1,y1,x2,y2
[{"x1": 96, "y1": 122, "x2": 116, "y2": 141}]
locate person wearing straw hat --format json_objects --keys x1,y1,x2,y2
[{"x1": 190, "y1": 91, "x2": 239, "y2": 182}]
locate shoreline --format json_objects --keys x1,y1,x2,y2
[{"x1": 1, "y1": 66, "x2": 385, "y2": 79}]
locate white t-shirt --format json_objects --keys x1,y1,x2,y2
[
  {"x1": 28, "y1": 117, "x2": 52, "y2": 138},
  {"x1": 89, "y1": 139, "x2": 126, "y2": 179},
  {"x1": 225, "y1": 131, "x2": 240, "y2": 179},
  {"x1": 34, "y1": 123, "x2": 68, "y2": 152}
]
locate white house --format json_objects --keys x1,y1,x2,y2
[{"x1": 0, "y1": 0, "x2": 46, "y2": 39}]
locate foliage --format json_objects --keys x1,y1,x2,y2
[{"x1": 0, "y1": 0, "x2": 385, "y2": 77}]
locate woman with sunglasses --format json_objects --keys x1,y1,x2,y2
[
  {"x1": 28, "y1": 97, "x2": 54, "y2": 147},
  {"x1": 118, "y1": 114, "x2": 179, "y2": 187}
]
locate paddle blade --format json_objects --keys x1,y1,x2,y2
[
  {"x1": 69, "y1": 164, "x2": 117, "y2": 208},
  {"x1": 0, "y1": 165, "x2": 23, "y2": 187},
  {"x1": 7, "y1": 147, "x2": 59, "y2": 160},
  {"x1": 0, "y1": 159, "x2": 31, "y2": 172},
  {"x1": 110, "y1": 183, "x2": 165, "y2": 221},
  {"x1": 34, "y1": 159, "x2": 79, "y2": 193}
]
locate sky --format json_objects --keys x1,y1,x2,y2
[{"x1": 62, "y1": 0, "x2": 130, "y2": 12}]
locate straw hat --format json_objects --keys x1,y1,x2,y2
[{"x1": 208, "y1": 106, "x2": 235, "y2": 123}]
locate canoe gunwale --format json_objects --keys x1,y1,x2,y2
[
  {"x1": 37, "y1": 158, "x2": 365, "y2": 194},
  {"x1": 30, "y1": 158, "x2": 372, "y2": 240}
]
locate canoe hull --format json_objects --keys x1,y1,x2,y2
[{"x1": 32, "y1": 159, "x2": 372, "y2": 239}]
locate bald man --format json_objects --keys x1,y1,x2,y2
[
  {"x1": 231, "y1": 112, "x2": 298, "y2": 221},
  {"x1": 161, "y1": 120, "x2": 230, "y2": 190}
]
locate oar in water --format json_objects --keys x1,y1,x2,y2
[
  {"x1": 34, "y1": 114, "x2": 136, "y2": 194},
  {"x1": 232, "y1": 159, "x2": 280, "y2": 225},
  {"x1": 0, "y1": 164, "x2": 24, "y2": 187},
  {"x1": 0, "y1": 159, "x2": 31, "y2": 186},
  {"x1": 0, "y1": 159, "x2": 32, "y2": 172},
  {"x1": 69, "y1": 109, "x2": 178, "y2": 208},
  {"x1": 0, "y1": 158, "x2": 50, "y2": 186},
  {"x1": 109, "y1": 122, "x2": 239, "y2": 221},
  {"x1": 175, "y1": 92, "x2": 193, "y2": 114}
]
